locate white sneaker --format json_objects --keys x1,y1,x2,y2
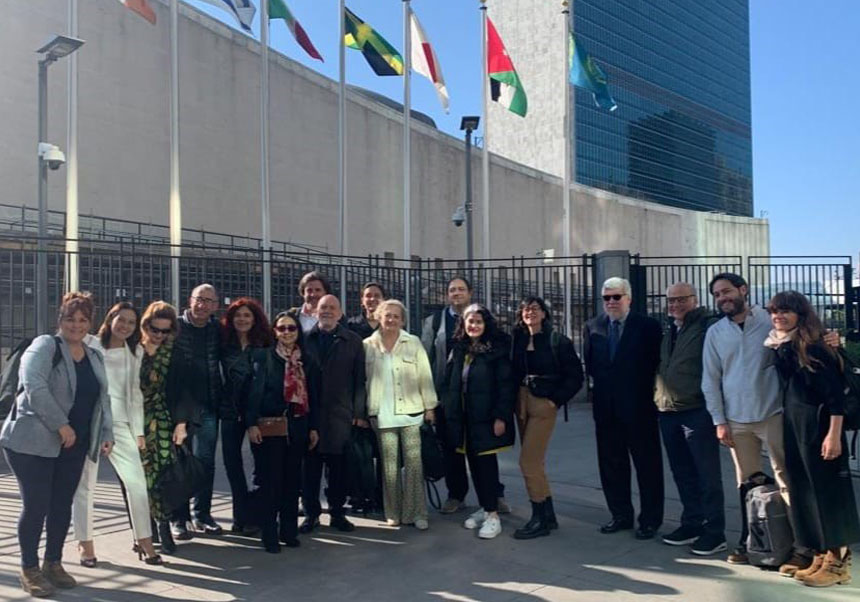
[
  {"x1": 478, "y1": 515, "x2": 502, "y2": 539},
  {"x1": 385, "y1": 518, "x2": 400, "y2": 527},
  {"x1": 463, "y1": 509, "x2": 487, "y2": 529},
  {"x1": 414, "y1": 519, "x2": 429, "y2": 530}
]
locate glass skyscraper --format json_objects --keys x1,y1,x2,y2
[{"x1": 573, "y1": 0, "x2": 753, "y2": 216}]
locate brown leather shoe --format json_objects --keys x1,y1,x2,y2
[
  {"x1": 42, "y1": 560, "x2": 77, "y2": 589},
  {"x1": 778, "y1": 552, "x2": 813, "y2": 577},
  {"x1": 804, "y1": 550, "x2": 852, "y2": 588},
  {"x1": 20, "y1": 567, "x2": 56, "y2": 598},
  {"x1": 726, "y1": 547, "x2": 749, "y2": 564},
  {"x1": 794, "y1": 553, "x2": 825, "y2": 581}
]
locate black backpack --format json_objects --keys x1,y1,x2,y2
[
  {"x1": 0, "y1": 336, "x2": 63, "y2": 420},
  {"x1": 740, "y1": 472, "x2": 793, "y2": 568},
  {"x1": 836, "y1": 347, "x2": 860, "y2": 459}
]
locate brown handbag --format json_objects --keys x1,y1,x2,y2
[{"x1": 257, "y1": 414, "x2": 288, "y2": 438}]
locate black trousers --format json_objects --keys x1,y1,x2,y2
[
  {"x1": 4, "y1": 445, "x2": 88, "y2": 568},
  {"x1": 595, "y1": 414, "x2": 664, "y2": 528},
  {"x1": 465, "y1": 451, "x2": 500, "y2": 512},
  {"x1": 255, "y1": 432, "x2": 305, "y2": 545},
  {"x1": 437, "y1": 407, "x2": 504, "y2": 502},
  {"x1": 303, "y1": 448, "x2": 347, "y2": 518},
  {"x1": 222, "y1": 418, "x2": 262, "y2": 528}
]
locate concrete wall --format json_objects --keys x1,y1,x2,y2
[{"x1": 0, "y1": 0, "x2": 768, "y2": 261}]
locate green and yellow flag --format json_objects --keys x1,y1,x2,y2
[{"x1": 344, "y1": 7, "x2": 404, "y2": 76}]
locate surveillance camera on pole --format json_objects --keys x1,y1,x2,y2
[
  {"x1": 38, "y1": 142, "x2": 66, "y2": 170},
  {"x1": 452, "y1": 206, "x2": 466, "y2": 227}
]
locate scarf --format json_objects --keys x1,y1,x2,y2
[
  {"x1": 763, "y1": 328, "x2": 795, "y2": 350},
  {"x1": 275, "y1": 344, "x2": 308, "y2": 417}
]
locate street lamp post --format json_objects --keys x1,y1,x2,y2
[
  {"x1": 35, "y1": 35, "x2": 84, "y2": 334},
  {"x1": 460, "y1": 116, "x2": 480, "y2": 265}
]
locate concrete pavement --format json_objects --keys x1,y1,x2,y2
[{"x1": 0, "y1": 403, "x2": 856, "y2": 601}]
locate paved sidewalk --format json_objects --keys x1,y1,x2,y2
[{"x1": 0, "y1": 403, "x2": 856, "y2": 601}]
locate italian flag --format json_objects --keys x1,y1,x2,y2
[
  {"x1": 487, "y1": 17, "x2": 527, "y2": 117},
  {"x1": 269, "y1": 0, "x2": 323, "y2": 61}
]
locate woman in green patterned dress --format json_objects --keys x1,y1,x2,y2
[{"x1": 140, "y1": 301, "x2": 193, "y2": 555}]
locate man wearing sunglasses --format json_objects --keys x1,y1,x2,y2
[
  {"x1": 584, "y1": 277, "x2": 663, "y2": 540},
  {"x1": 170, "y1": 283, "x2": 224, "y2": 539}
]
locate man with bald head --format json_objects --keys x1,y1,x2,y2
[
  {"x1": 171, "y1": 283, "x2": 224, "y2": 538},
  {"x1": 655, "y1": 282, "x2": 725, "y2": 556},
  {"x1": 300, "y1": 295, "x2": 367, "y2": 533}
]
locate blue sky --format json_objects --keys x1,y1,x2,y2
[{"x1": 187, "y1": 0, "x2": 859, "y2": 262}]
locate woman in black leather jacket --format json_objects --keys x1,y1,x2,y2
[
  {"x1": 246, "y1": 310, "x2": 320, "y2": 553},
  {"x1": 219, "y1": 298, "x2": 272, "y2": 534},
  {"x1": 510, "y1": 296, "x2": 583, "y2": 539}
]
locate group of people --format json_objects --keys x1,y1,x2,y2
[{"x1": 1, "y1": 268, "x2": 857, "y2": 598}]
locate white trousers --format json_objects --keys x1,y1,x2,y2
[{"x1": 73, "y1": 422, "x2": 152, "y2": 541}]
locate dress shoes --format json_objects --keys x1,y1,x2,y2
[
  {"x1": 329, "y1": 515, "x2": 356, "y2": 532},
  {"x1": 298, "y1": 516, "x2": 320, "y2": 534},
  {"x1": 635, "y1": 525, "x2": 658, "y2": 540},
  {"x1": 599, "y1": 518, "x2": 633, "y2": 534}
]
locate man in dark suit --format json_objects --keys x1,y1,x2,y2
[
  {"x1": 300, "y1": 294, "x2": 368, "y2": 533},
  {"x1": 584, "y1": 277, "x2": 664, "y2": 539}
]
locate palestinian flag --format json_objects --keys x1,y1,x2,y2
[
  {"x1": 344, "y1": 7, "x2": 404, "y2": 76},
  {"x1": 487, "y1": 17, "x2": 527, "y2": 117},
  {"x1": 117, "y1": 0, "x2": 156, "y2": 24},
  {"x1": 269, "y1": 0, "x2": 323, "y2": 61}
]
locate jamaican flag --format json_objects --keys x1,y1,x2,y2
[{"x1": 344, "y1": 7, "x2": 404, "y2": 76}]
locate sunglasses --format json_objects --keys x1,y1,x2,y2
[
  {"x1": 148, "y1": 325, "x2": 172, "y2": 335},
  {"x1": 275, "y1": 324, "x2": 299, "y2": 333},
  {"x1": 602, "y1": 294, "x2": 625, "y2": 302}
]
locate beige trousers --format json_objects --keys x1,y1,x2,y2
[
  {"x1": 728, "y1": 412, "x2": 790, "y2": 505},
  {"x1": 516, "y1": 387, "x2": 558, "y2": 502}
]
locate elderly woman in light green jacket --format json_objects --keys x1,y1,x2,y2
[{"x1": 364, "y1": 299, "x2": 437, "y2": 530}]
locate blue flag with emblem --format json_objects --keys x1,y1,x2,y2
[{"x1": 569, "y1": 34, "x2": 617, "y2": 112}]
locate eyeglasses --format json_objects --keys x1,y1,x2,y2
[
  {"x1": 191, "y1": 296, "x2": 218, "y2": 305},
  {"x1": 602, "y1": 294, "x2": 625, "y2": 302},
  {"x1": 148, "y1": 325, "x2": 172, "y2": 335},
  {"x1": 275, "y1": 324, "x2": 299, "y2": 333},
  {"x1": 667, "y1": 295, "x2": 695, "y2": 305}
]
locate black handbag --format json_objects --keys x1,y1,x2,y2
[
  {"x1": 420, "y1": 422, "x2": 445, "y2": 482},
  {"x1": 156, "y1": 444, "x2": 207, "y2": 515},
  {"x1": 345, "y1": 426, "x2": 377, "y2": 502}
]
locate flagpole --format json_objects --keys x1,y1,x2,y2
[
  {"x1": 562, "y1": 0, "x2": 572, "y2": 338},
  {"x1": 480, "y1": 0, "x2": 491, "y2": 307},
  {"x1": 338, "y1": 0, "x2": 347, "y2": 258},
  {"x1": 403, "y1": 0, "x2": 411, "y2": 262},
  {"x1": 65, "y1": 0, "x2": 79, "y2": 293},
  {"x1": 261, "y1": 0, "x2": 272, "y2": 316},
  {"x1": 169, "y1": 0, "x2": 182, "y2": 308}
]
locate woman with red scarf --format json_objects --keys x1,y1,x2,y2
[{"x1": 247, "y1": 310, "x2": 320, "y2": 553}]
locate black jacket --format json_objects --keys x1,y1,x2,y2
[
  {"x1": 220, "y1": 344, "x2": 256, "y2": 422},
  {"x1": 511, "y1": 327, "x2": 584, "y2": 407},
  {"x1": 440, "y1": 333, "x2": 515, "y2": 455},
  {"x1": 584, "y1": 312, "x2": 662, "y2": 425},
  {"x1": 346, "y1": 314, "x2": 377, "y2": 340},
  {"x1": 175, "y1": 312, "x2": 224, "y2": 413},
  {"x1": 303, "y1": 324, "x2": 367, "y2": 455},
  {"x1": 246, "y1": 347, "x2": 321, "y2": 438}
]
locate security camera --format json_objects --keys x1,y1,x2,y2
[
  {"x1": 38, "y1": 142, "x2": 66, "y2": 170},
  {"x1": 451, "y1": 206, "x2": 465, "y2": 227}
]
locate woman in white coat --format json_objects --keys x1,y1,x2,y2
[{"x1": 72, "y1": 302, "x2": 162, "y2": 565}]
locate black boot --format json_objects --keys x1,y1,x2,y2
[
  {"x1": 158, "y1": 521, "x2": 177, "y2": 555},
  {"x1": 544, "y1": 496, "x2": 558, "y2": 530},
  {"x1": 514, "y1": 501, "x2": 550, "y2": 540}
]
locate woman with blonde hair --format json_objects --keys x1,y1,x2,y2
[
  {"x1": 139, "y1": 301, "x2": 197, "y2": 555},
  {"x1": 364, "y1": 299, "x2": 437, "y2": 530}
]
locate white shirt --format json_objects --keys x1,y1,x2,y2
[
  {"x1": 299, "y1": 310, "x2": 318, "y2": 334},
  {"x1": 103, "y1": 347, "x2": 129, "y2": 424},
  {"x1": 375, "y1": 353, "x2": 423, "y2": 429}
]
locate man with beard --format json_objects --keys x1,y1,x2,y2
[
  {"x1": 296, "y1": 272, "x2": 331, "y2": 334},
  {"x1": 702, "y1": 273, "x2": 842, "y2": 572}
]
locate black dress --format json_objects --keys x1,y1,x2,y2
[{"x1": 773, "y1": 342, "x2": 860, "y2": 550}]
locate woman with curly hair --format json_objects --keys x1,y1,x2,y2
[
  {"x1": 439, "y1": 304, "x2": 515, "y2": 540},
  {"x1": 764, "y1": 291, "x2": 860, "y2": 587},
  {"x1": 219, "y1": 297, "x2": 273, "y2": 534}
]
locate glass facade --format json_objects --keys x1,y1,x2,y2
[{"x1": 574, "y1": 0, "x2": 753, "y2": 216}]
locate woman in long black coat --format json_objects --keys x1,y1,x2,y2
[
  {"x1": 440, "y1": 304, "x2": 514, "y2": 540},
  {"x1": 247, "y1": 310, "x2": 320, "y2": 553},
  {"x1": 764, "y1": 291, "x2": 859, "y2": 588}
]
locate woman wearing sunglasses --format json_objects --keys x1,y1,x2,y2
[
  {"x1": 247, "y1": 310, "x2": 320, "y2": 553},
  {"x1": 139, "y1": 301, "x2": 197, "y2": 555},
  {"x1": 220, "y1": 297, "x2": 273, "y2": 535}
]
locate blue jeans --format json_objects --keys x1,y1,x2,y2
[
  {"x1": 659, "y1": 406, "x2": 725, "y2": 537},
  {"x1": 174, "y1": 410, "x2": 219, "y2": 522}
]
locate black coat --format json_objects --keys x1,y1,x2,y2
[
  {"x1": 510, "y1": 327, "x2": 584, "y2": 407},
  {"x1": 440, "y1": 333, "x2": 515, "y2": 455},
  {"x1": 584, "y1": 312, "x2": 662, "y2": 425},
  {"x1": 175, "y1": 312, "x2": 224, "y2": 413},
  {"x1": 302, "y1": 324, "x2": 367, "y2": 455},
  {"x1": 219, "y1": 344, "x2": 259, "y2": 422},
  {"x1": 346, "y1": 315, "x2": 377, "y2": 340},
  {"x1": 245, "y1": 347, "x2": 320, "y2": 439}
]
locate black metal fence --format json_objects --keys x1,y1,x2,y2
[{"x1": 1, "y1": 234, "x2": 856, "y2": 372}]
